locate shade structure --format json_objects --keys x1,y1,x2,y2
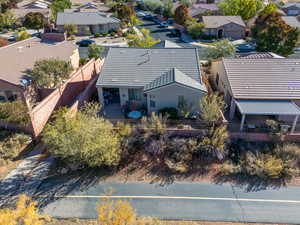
[{"x1": 235, "y1": 99, "x2": 300, "y2": 116}]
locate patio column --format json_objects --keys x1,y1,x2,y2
[
  {"x1": 229, "y1": 99, "x2": 236, "y2": 119},
  {"x1": 240, "y1": 114, "x2": 246, "y2": 132},
  {"x1": 97, "y1": 87, "x2": 104, "y2": 105},
  {"x1": 291, "y1": 115, "x2": 299, "y2": 134}
]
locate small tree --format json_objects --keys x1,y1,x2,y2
[
  {"x1": 111, "y1": 3, "x2": 134, "y2": 23},
  {"x1": 98, "y1": 200, "x2": 136, "y2": 225},
  {"x1": 187, "y1": 22, "x2": 205, "y2": 39},
  {"x1": 200, "y1": 125, "x2": 229, "y2": 159},
  {"x1": 0, "y1": 195, "x2": 49, "y2": 225},
  {"x1": 23, "y1": 12, "x2": 45, "y2": 31},
  {"x1": 0, "y1": 10, "x2": 16, "y2": 28},
  {"x1": 16, "y1": 30, "x2": 31, "y2": 41},
  {"x1": 252, "y1": 12, "x2": 300, "y2": 56},
  {"x1": 127, "y1": 28, "x2": 159, "y2": 47},
  {"x1": 200, "y1": 93, "x2": 226, "y2": 126},
  {"x1": 50, "y1": 0, "x2": 72, "y2": 20},
  {"x1": 43, "y1": 108, "x2": 121, "y2": 168},
  {"x1": 174, "y1": 4, "x2": 189, "y2": 25},
  {"x1": 206, "y1": 39, "x2": 236, "y2": 59},
  {"x1": 162, "y1": 0, "x2": 173, "y2": 18},
  {"x1": 30, "y1": 58, "x2": 73, "y2": 88},
  {"x1": 63, "y1": 24, "x2": 77, "y2": 36},
  {"x1": 218, "y1": 0, "x2": 264, "y2": 20},
  {"x1": 88, "y1": 43, "x2": 103, "y2": 59},
  {"x1": 143, "y1": 0, "x2": 163, "y2": 13},
  {"x1": 0, "y1": 100, "x2": 30, "y2": 125},
  {"x1": 179, "y1": 0, "x2": 192, "y2": 7}
]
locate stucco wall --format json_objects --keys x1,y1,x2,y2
[
  {"x1": 146, "y1": 84, "x2": 204, "y2": 114},
  {"x1": 204, "y1": 23, "x2": 245, "y2": 39}
]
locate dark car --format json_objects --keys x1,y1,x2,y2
[
  {"x1": 75, "y1": 39, "x2": 95, "y2": 47},
  {"x1": 170, "y1": 29, "x2": 181, "y2": 37}
]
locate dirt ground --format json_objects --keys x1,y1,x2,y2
[
  {"x1": 51, "y1": 152, "x2": 300, "y2": 188},
  {"x1": 46, "y1": 218, "x2": 287, "y2": 225}
]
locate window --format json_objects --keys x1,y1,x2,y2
[
  {"x1": 5, "y1": 90, "x2": 18, "y2": 101},
  {"x1": 150, "y1": 100, "x2": 156, "y2": 108},
  {"x1": 178, "y1": 95, "x2": 184, "y2": 106},
  {"x1": 128, "y1": 89, "x2": 142, "y2": 101}
]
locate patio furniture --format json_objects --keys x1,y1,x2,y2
[{"x1": 128, "y1": 110, "x2": 142, "y2": 119}]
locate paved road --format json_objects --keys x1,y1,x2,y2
[
  {"x1": 40, "y1": 181, "x2": 300, "y2": 224},
  {"x1": 137, "y1": 19, "x2": 209, "y2": 59}
]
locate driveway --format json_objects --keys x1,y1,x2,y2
[{"x1": 38, "y1": 180, "x2": 300, "y2": 224}]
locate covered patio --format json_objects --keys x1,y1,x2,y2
[{"x1": 230, "y1": 99, "x2": 300, "y2": 133}]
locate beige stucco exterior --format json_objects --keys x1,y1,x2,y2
[
  {"x1": 57, "y1": 22, "x2": 120, "y2": 36},
  {"x1": 146, "y1": 84, "x2": 204, "y2": 115},
  {"x1": 203, "y1": 23, "x2": 245, "y2": 39}
]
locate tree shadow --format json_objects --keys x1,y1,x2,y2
[
  {"x1": 33, "y1": 163, "x2": 115, "y2": 208},
  {"x1": 213, "y1": 172, "x2": 286, "y2": 192}
]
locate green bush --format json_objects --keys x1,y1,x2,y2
[
  {"x1": 43, "y1": 108, "x2": 121, "y2": 168},
  {"x1": 0, "y1": 130, "x2": 31, "y2": 160},
  {"x1": 94, "y1": 32, "x2": 100, "y2": 38},
  {"x1": 0, "y1": 101, "x2": 30, "y2": 125},
  {"x1": 158, "y1": 107, "x2": 178, "y2": 120}
]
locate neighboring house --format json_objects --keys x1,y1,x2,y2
[
  {"x1": 65, "y1": 2, "x2": 110, "y2": 13},
  {"x1": 202, "y1": 16, "x2": 246, "y2": 39},
  {"x1": 173, "y1": 2, "x2": 219, "y2": 18},
  {"x1": 0, "y1": 37, "x2": 79, "y2": 107},
  {"x1": 282, "y1": 3, "x2": 300, "y2": 16},
  {"x1": 236, "y1": 52, "x2": 284, "y2": 59},
  {"x1": 282, "y1": 16, "x2": 300, "y2": 28},
  {"x1": 18, "y1": 0, "x2": 51, "y2": 9},
  {"x1": 211, "y1": 58, "x2": 300, "y2": 132},
  {"x1": 11, "y1": 8, "x2": 51, "y2": 23},
  {"x1": 96, "y1": 47, "x2": 207, "y2": 115},
  {"x1": 153, "y1": 40, "x2": 182, "y2": 48},
  {"x1": 189, "y1": 4, "x2": 220, "y2": 18},
  {"x1": 56, "y1": 12, "x2": 120, "y2": 35}
]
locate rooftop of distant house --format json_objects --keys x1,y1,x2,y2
[
  {"x1": 56, "y1": 12, "x2": 120, "y2": 25},
  {"x1": 202, "y1": 16, "x2": 246, "y2": 28},
  {"x1": 282, "y1": 16, "x2": 300, "y2": 28},
  {"x1": 11, "y1": 8, "x2": 51, "y2": 20},
  {"x1": 0, "y1": 37, "x2": 78, "y2": 86}
]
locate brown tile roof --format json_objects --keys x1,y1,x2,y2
[
  {"x1": 202, "y1": 16, "x2": 246, "y2": 28},
  {"x1": 11, "y1": 8, "x2": 51, "y2": 20},
  {"x1": 0, "y1": 37, "x2": 78, "y2": 86},
  {"x1": 223, "y1": 58, "x2": 300, "y2": 100}
]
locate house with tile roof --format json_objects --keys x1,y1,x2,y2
[
  {"x1": 56, "y1": 12, "x2": 120, "y2": 35},
  {"x1": 211, "y1": 58, "x2": 300, "y2": 133},
  {"x1": 0, "y1": 37, "x2": 79, "y2": 107},
  {"x1": 282, "y1": 3, "x2": 300, "y2": 16},
  {"x1": 96, "y1": 47, "x2": 207, "y2": 115},
  {"x1": 202, "y1": 16, "x2": 246, "y2": 39},
  {"x1": 282, "y1": 16, "x2": 300, "y2": 28}
]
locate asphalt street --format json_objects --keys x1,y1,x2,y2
[
  {"x1": 137, "y1": 20, "x2": 209, "y2": 59},
  {"x1": 40, "y1": 181, "x2": 300, "y2": 224}
]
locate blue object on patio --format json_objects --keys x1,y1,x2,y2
[{"x1": 128, "y1": 111, "x2": 142, "y2": 119}]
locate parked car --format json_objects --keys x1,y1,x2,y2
[
  {"x1": 236, "y1": 43, "x2": 256, "y2": 53},
  {"x1": 136, "y1": 11, "x2": 146, "y2": 17},
  {"x1": 158, "y1": 21, "x2": 168, "y2": 28},
  {"x1": 167, "y1": 18, "x2": 174, "y2": 25},
  {"x1": 170, "y1": 29, "x2": 181, "y2": 37},
  {"x1": 75, "y1": 39, "x2": 95, "y2": 47}
]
